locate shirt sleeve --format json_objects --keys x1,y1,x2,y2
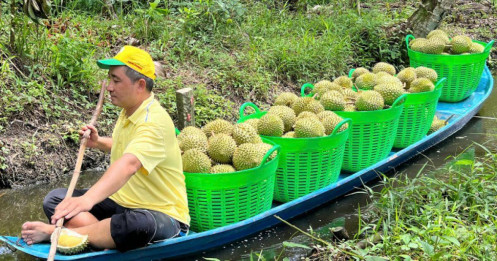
[{"x1": 123, "y1": 123, "x2": 166, "y2": 175}]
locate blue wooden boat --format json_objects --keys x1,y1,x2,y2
[{"x1": 1, "y1": 66, "x2": 494, "y2": 261}]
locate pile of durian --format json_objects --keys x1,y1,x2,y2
[
  {"x1": 178, "y1": 120, "x2": 276, "y2": 173},
  {"x1": 409, "y1": 29, "x2": 485, "y2": 55},
  {"x1": 257, "y1": 91, "x2": 347, "y2": 138},
  {"x1": 309, "y1": 62, "x2": 439, "y2": 112}
]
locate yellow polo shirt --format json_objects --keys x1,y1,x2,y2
[{"x1": 109, "y1": 93, "x2": 189, "y2": 225}]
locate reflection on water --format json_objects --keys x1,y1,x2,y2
[
  {"x1": 0, "y1": 171, "x2": 102, "y2": 260},
  {"x1": 1, "y1": 73, "x2": 495, "y2": 261}
]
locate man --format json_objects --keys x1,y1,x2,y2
[{"x1": 21, "y1": 46, "x2": 189, "y2": 252}]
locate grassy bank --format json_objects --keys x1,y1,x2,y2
[
  {"x1": 284, "y1": 147, "x2": 497, "y2": 260},
  {"x1": 0, "y1": 0, "x2": 412, "y2": 187}
]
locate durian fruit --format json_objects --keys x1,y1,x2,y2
[
  {"x1": 178, "y1": 132, "x2": 208, "y2": 153},
  {"x1": 427, "y1": 29, "x2": 449, "y2": 39},
  {"x1": 207, "y1": 134, "x2": 237, "y2": 163},
  {"x1": 268, "y1": 106, "x2": 296, "y2": 132},
  {"x1": 372, "y1": 62, "x2": 396, "y2": 76},
  {"x1": 232, "y1": 143, "x2": 267, "y2": 171},
  {"x1": 429, "y1": 34, "x2": 450, "y2": 45},
  {"x1": 203, "y1": 119, "x2": 233, "y2": 137},
  {"x1": 274, "y1": 92, "x2": 299, "y2": 107},
  {"x1": 320, "y1": 90, "x2": 346, "y2": 111},
  {"x1": 344, "y1": 104, "x2": 356, "y2": 112},
  {"x1": 210, "y1": 164, "x2": 236, "y2": 173},
  {"x1": 408, "y1": 78, "x2": 435, "y2": 93},
  {"x1": 428, "y1": 116, "x2": 447, "y2": 134},
  {"x1": 178, "y1": 126, "x2": 204, "y2": 139},
  {"x1": 282, "y1": 131, "x2": 296, "y2": 138},
  {"x1": 342, "y1": 88, "x2": 358, "y2": 101},
  {"x1": 312, "y1": 80, "x2": 334, "y2": 98},
  {"x1": 296, "y1": 111, "x2": 319, "y2": 121},
  {"x1": 317, "y1": 110, "x2": 339, "y2": 121},
  {"x1": 53, "y1": 228, "x2": 89, "y2": 255},
  {"x1": 374, "y1": 83, "x2": 405, "y2": 106},
  {"x1": 351, "y1": 67, "x2": 370, "y2": 81},
  {"x1": 410, "y1": 38, "x2": 428, "y2": 52},
  {"x1": 396, "y1": 68, "x2": 417, "y2": 88},
  {"x1": 294, "y1": 117, "x2": 325, "y2": 138},
  {"x1": 414, "y1": 67, "x2": 438, "y2": 83},
  {"x1": 256, "y1": 143, "x2": 277, "y2": 160},
  {"x1": 291, "y1": 97, "x2": 324, "y2": 115},
  {"x1": 421, "y1": 38, "x2": 445, "y2": 54},
  {"x1": 450, "y1": 35, "x2": 472, "y2": 54},
  {"x1": 319, "y1": 111, "x2": 346, "y2": 135},
  {"x1": 333, "y1": 76, "x2": 353, "y2": 89},
  {"x1": 232, "y1": 123, "x2": 261, "y2": 145},
  {"x1": 257, "y1": 114, "x2": 284, "y2": 137},
  {"x1": 469, "y1": 42, "x2": 484, "y2": 53},
  {"x1": 355, "y1": 90, "x2": 384, "y2": 111},
  {"x1": 183, "y1": 149, "x2": 212, "y2": 173},
  {"x1": 244, "y1": 119, "x2": 260, "y2": 131},
  {"x1": 355, "y1": 72, "x2": 376, "y2": 90},
  {"x1": 375, "y1": 74, "x2": 403, "y2": 87}
]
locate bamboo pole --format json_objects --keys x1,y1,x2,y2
[{"x1": 47, "y1": 84, "x2": 106, "y2": 261}]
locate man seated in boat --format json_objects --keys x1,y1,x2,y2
[{"x1": 20, "y1": 46, "x2": 190, "y2": 252}]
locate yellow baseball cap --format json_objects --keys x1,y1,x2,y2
[{"x1": 97, "y1": 46, "x2": 156, "y2": 80}]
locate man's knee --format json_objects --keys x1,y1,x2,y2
[
  {"x1": 42, "y1": 188, "x2": 68, "y2": 218},
  {"x1": 110, "y1": 210, "x2": 157, "y2": 252}
]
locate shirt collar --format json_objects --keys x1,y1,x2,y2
[{"x1": 124, "y1": 92, "x2": 155, "y2": 124}]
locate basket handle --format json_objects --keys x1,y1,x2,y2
[
  {"x1": 434, "y1": 77, "x2": 447, "y2": 91},
  {"x1": 239, "y1": 102, "x2": 261, "y2": 118},
  {"x1": 405, "y1": 34, "x2": 415, "y2": 50},
  {"x1": 301, "y1": 83, "x2": 314, "y2": 97},
  {"x1": 259, "y1": 144, "x2": 281, "y2": 168},
  {"x1": 391, "y1": 93, "x2": 408, "y2": 107},
  {"x1": 175, "y1": 128, "x2": 180, "y2": 136},
  {"x1": 348, "y1": 69, "x2": 355, "y2": 78},
  {"x1": 330, "y1": 118, "x2": 352, "y2": 136},
  {"x1": 484, "y1": 40, "x2": 495, "y2": 53}
]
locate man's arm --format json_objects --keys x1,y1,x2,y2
[{"x1": 51, "y1": 153, "x2": 142, "y2": 223}]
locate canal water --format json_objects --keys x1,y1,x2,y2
[{"x1": 0, "y1": 72, "x2": 495, "y2": 260}]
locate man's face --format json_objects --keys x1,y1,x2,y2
[{"x1": 107, "y1": 66, "x2": 138, "y2": 108}]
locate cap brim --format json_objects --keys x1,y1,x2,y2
[{"x1": 97, "y1": 59, "x2": 126, "y2": 69}]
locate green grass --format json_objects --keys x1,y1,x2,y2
[{"x1": 302, "y1": 147, "x2": 497, "y2": 260}]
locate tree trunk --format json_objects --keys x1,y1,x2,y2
[{"x1": 407, "y1": 0, "x2": 452, "y2": 37}]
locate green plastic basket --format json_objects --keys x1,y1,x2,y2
[
  {"x1": 393, "y1": 78, "x2": 446, "y2": 148},
  {"x1": 334, "y1": 95, "x2": 406, "y2": 172},
  {"x1": 406, "y1": 35, "x2": 494, "y2": 102},
  {"x1": 238, "y1": 102, "x2": 350, "y2": 203},
  {"x1": 183, "y1": 138, "x2": 280, "y2": 232}
]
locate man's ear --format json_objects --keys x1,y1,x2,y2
[{"x1": 137, "y1": 78, "x2": 147, "y2": 92}]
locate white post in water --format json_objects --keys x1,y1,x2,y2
[{"x1": 176, "y1": 88, "x2": 195, "y2": 130}]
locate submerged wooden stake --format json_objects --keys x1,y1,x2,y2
[{"x1": 47, "y1": 84, "x2": 106, "y2": 261}]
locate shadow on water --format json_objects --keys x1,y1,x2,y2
[{"x1": 1, "y1": 72, "x2": 496, "y2": 261}]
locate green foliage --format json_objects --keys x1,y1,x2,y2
[{"x1": 341, "y1": 148, "x2": 497, "y2": 259}]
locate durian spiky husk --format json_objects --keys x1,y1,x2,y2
[{"x1": 53, "y1": 228, "x2": 89, "y2": 255}]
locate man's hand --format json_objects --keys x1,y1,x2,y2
[
  {"x1": 79, "y1": 124, "x2": 100, "y2": 149},
  {"x1": 51, "y1": 196, "x2": 94, "y2": 224}
]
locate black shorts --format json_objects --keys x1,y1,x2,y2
[{"x1": 43, "y1": 188, "x2": 189, "y2": 252}]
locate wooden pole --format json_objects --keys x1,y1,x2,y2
[
  {"x1": 176, "y1": 88, "x2": 195, "y2": 130},
  {"x1": 47, "y1": 84, "x2": 106, "y2": 261}
]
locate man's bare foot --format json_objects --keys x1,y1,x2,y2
[{"x1": 21, "y1": 221, "x2": 55, "y2": 245}]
